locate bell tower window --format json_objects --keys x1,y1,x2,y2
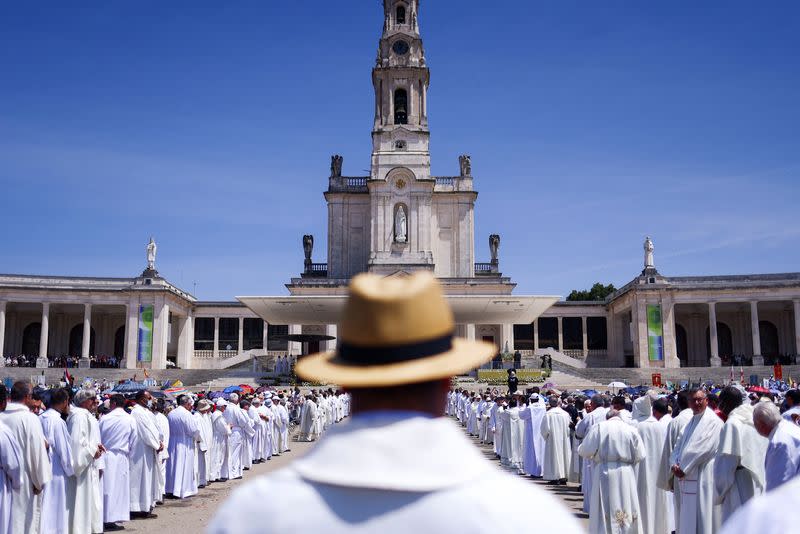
[
  {"x1": 394, "y1": 88, "x2": 408, "y2": 124},
  {"x1": 396, "y1": 6, "x2": 406, "y2": 25}
]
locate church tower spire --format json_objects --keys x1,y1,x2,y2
[{"x1": 371, "y1": 0, "x2": 430, "y2": 182}]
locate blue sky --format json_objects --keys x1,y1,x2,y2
[{"x1": 1, "y1": 1, "x2": 798, "y2": 300}]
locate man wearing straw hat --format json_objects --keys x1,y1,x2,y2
[{"x1": 210, "y1": 272, "x2": 583, "y2": 533}]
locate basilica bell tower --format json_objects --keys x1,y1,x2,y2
[{"x1": 371, "y1": 0, "x2": 431, "y2": 182}]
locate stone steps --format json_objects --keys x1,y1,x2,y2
[{"x1": 549, "y1": 364, "x2": 800, "y2": 387}]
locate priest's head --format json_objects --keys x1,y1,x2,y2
[
  {"x1": 294, "y1": 272, "x2": 495, "y2": 417},
  {"x1": 73, "y1": 388, "x2": 98, "y2": 413},
  {"x1": 717, "y1": 386, "x2": 744, "y2": 417},
  {"x1": 687, "y1": 388, "x2": 707, "y2": 416},
  {"x1": 753, "y1": 402, "x2": 781, "y2": 438},
  {"x1": 48, "y1": 387, "x2": 70, "y2": 416},
  {"x1": 652, "y1": 398, "x2": 669, "y2": 420},
  {"x1": 109, "y1": 394, "x2": 126, "y2": 411}
]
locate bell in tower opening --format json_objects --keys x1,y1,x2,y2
[
  {"x1": 394, "y1": 88, "x2": 408, "y2": 124},
  {"x1": 396, "y1": 5, "x2": 406, "y2": 24}
]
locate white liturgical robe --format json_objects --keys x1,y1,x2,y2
[
  {"x1": 224, "y1": 404, "x2": 254, "y2": 479},
  {"x1": 635, "y1": 415, "x2": 674, "y2": 534},
  {"x1": 764, "y1": 420, "x2": 800, "y2": 491},
  {"x1": 0, "y1": 402, "x2": 52, "y2": 534},
  {"x1": 713, "y1": 404, "x2": 767, "y2": 522},
  {"x1": 720, "y1": 473, "x2": 800, "y2": 534},
  {"x1": 0, "y1": 421, "x2": 22, "y2": 534},
  {"x1": 575, "y1": 406, "x2": 608, "y2": 513},
  {"x1": 129, "y1": 404, "x2": 161, "y2": 512},
  {"x1": 669, "y1": 408, "x2": 723, "y2": 534},
  {"x1": 99, "y1": 407, "x2": 137, "y2": 524},
  {"x1": 540, "y1": 406, "x2": 572, "y2": 481},
  {"x1": 656, "y1": 407, "x2": 693, "y2": 527},
  {"x1": 299, "y1": 399, "x2": 317, "y2": 441},
  {"x1": 211, "y1": 410, "x2": 231, "y2": 481},
  {"x1": 500, "y1": 406, "x2": 523, "y2": 471},
  {"x1": 518, "y1": 403, "x2": 546, "y2": 477},
  {"x1": 67, "y1": 406, "x2": 104, "y2": 534},
  {"x1": 154, "y1": 410, "x2": 169, "y2": 500},
  {"x1": 209, "y1": 413, "x2": 585, "y2": 534},
  {"x1": 195, "y1": 411, "x2": 214, "y2": 486},
  {"x1": 579, "y1": 417, "x2": 646, "y2": 534},
  {"x1": 40, "y1": 408, "x2": 75, "y2": 534},
  {"x1": 165, "y1": 406, "x2": 202, "y2": 498}
]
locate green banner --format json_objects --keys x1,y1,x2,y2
[
  {"x1": 647, "y1": 304, "x2": 664, "y2": 361},
  {"x1": 137, "y1": 305, "x2": 154, "y2": 363}
]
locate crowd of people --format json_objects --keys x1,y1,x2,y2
[
  {"x1": 0, "y1": 379, "x2": 350, "y2": 534},
  {"x1": 448, "y1": 382, "x2": 800, "y2": 534},
  {"x1": 3, "y1": 354, "x2": 121, "y2": 368}
]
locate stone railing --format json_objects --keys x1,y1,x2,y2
[
  {"x1": 303, "y1": 263, "x2": 328, "y2": 278},
  {"x1": 435, "y1": 177, "x2": 455, "y2": 186},
  {"x1": 193, "y1": 349, "x2": 245, "y2": 359},
  {"x1": 219, "y1": 350, "x2": 238, "y2": 359},
  {"x1": 346, "y1": 177, "x2": 367, "y2": 188},
  {"x1": 474, "y1": 262, "x2": 493, "y2": 273},
  {"x1": 194, "y1": 350, "x2": 214, "y2": 359}
]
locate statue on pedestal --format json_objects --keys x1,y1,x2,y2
[
  {"x1": 644, "y1": 236, "x2": 655, "y2": 269},
  {"x1": 395, "y1": 205, "x2": 408, "y2": 243},
  {"x1": 489, "y1": 234, "x2": 500, "y2": 265},
  {"x1": 303, "y1": 235, "x2": 314, "y2": 271},
  {"x1": 146, "y1": 237, "x2": 157, "y2": 271},
  {"x1": 459, "y1": 154, "x2": 472, "y2": 176},
  {"x1": 330, "y1": 155, "x2": 343, "y2": 177}
]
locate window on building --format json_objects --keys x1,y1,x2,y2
[
  {"x1": 243, "y1": 318, "x2": 264, "y2": 350},
  {"x1": 538, "y1": 318, "x2": 558, "y2": 349},
  {"x1": 396, "y1": 5, "x2": 406, "y2": 24},
  {"x1": 218, "y1": 318, "x2": 238, "y2": 351},
  {"x1": 513, "y1": 324, "x2": 534, "y2": 351},
  {"x1": 587, "y1": 317, "x2": 608, "y2": 350},
  {"x1": 563, "y1": 317, "x2": 583, "y2": 350},
  {"x1": 194, "y1": 318, "x2": 214, "y2": 351},
  {"x1": 394, "y1": 88, "x2": 408, "y2": 124},
  {"x1": 267, "y1": 324, "x2": 289, "y2": 351}
]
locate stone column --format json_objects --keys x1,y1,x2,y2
[
  {"x1": 662, "y1": 298, "x2": 680, "y2": 368},
  {"x1": 213, "y1": 317, "x2": 220, "y2": 359},
  {"x1": 751, "y1": 301, "x2": 763, "y2": 365},
  {"x1": 500, "y1": 323, "x2": 514, "y2": 353},
  {"x1": 237, "y1": 317, "x2": 244, "y2": 354},
  {"x1": 794, "y1": 300, "x2": 800, "y2": 356},
  {"x1": 81, "y1": 303, "x2": 92, "y2": 359},
  {"x1": 176, "y1": 314, "x2": 192, "y2": 370},
  {"x1": 124, "y1": 302, "x2": 139, "y2": 369},
  {"x1": 39, "y1": 303, "x2": 50, "y2": 359},
  {"x1": 581, "y1": 316, "x2": 588, "y2": 358},
  {"x1": 533, "y1": 319, "x2": 539, "y2": 351},
  {"x1": 261, "y1": 320, "x2": 269, "y2": 352},
  {"x1": 325, "y1": 324, "x2": 337, "y2": 352},
  {"x1": 288, "y1": 324, "x2": 302, "y2": 355},
  {"x1": 150, "y1": 301, "x2": 169, "y2": 370},
  {"x1": 557, "y1": 317, "x2": 563, "y2": 352},
  {"x1": 708, "y1": 302, "x2": 721, "y2": 367},
  {"x1": 0, "y1": 301, "x2": 6, "y2": 365},
  {"x1": 465, "y1": 323, "x2": 476, "y2": 342}
]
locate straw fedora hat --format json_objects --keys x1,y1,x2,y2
[{"x1": 295, "y1": 272, "x2": 496, "y2": 388}]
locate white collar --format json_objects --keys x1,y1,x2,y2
[
  {"x1": 292, "y1": 414, "x2": 493, "y2": 491},
  {"x1": 3, "y1": 402, "x2": 31, "y2": 414}
]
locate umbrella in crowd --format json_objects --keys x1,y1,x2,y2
[
  {"x1": 223, "y1": 385, "x2": 242, "y2": 394},
  {"x1": 607, "y1": 381, "x2": 627, "y2": 393},
  {"x1": 238, "y1": 384, "x2": 255, "y2": 395}
]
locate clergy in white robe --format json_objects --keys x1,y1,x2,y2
[
  {"x1": 579, "y1": 411, "x2": 646, "y2": 534},
  {"x1": 248, "y1": 399, "x2": 264, "y2": 462},
  {"x1": 270, "y1": 399, "x2": 282, "y2": 454},
  {"x1": 753, "y1": 401, "x2": 800, "y2": 491},
  {"x1": 0, "y1": 420, "x2": 22, "y2": 534},
  {"x1": 66, "y1": 389, "x2": 104, "y2": 534},
  {"x1": 713, "y1": 387, "x2": 768, "y2": 522},
  {"x1": 129, "y1": 391, "x2": 162, "y2": 515},
  {"x1": 575, "y1": 396, "x2": 608, "y2": 512},
  {"x1": 0, "y1": 382, "x2": 53, "y2": 534},
  {"x1": 274, "y1": 398, "x2": 290, "y2": 452},
  {"x1": 479, "y1": 397, "x2": 494, "y2": 444},
  {"x1": 656, "y1": 392, "x2": 693, "y2": 528},
  {"x1": 223, "y1": 394, "x2": 254, "y2": 479},
  {"x1": 211, "y1": 399, "x2": 231, "y2": 481},
  {"x1": 98, "y1": 395, "x2": 137, "y2": 526},
  {"x1": 467, "y1": 398, "x2": 479, "y2": 436},
  {"x1": 299, "y1": 396, "x2": 318, "y2": 441},
  {"x1": 719, "y1": 472, "x2": 800, "y2": 534},
  {"x1": 518, "y1": 395, "x2": 546, "y2": 477},
  {"x1": 194, "y1": 400, "x2": 214, "y2": 487},
  {"x1": 239, "y1": 399, "x2": 255, "y2": 470},
  {"x1": 669, "y1": 390, "x2": 723, "y2": 534},
  {"x1": 165, "y1": 395, "x2": 202, "y2": 498},
  {"x1": 153, "y1": 403, "x2": 170, "y2": 502},
  {"x1": 500, "y1": 401, "x2": 523, "y2": 473},
  {"x1": 540, "y1": 397, "x2": 572, "y2": 483},
  {"x1": 635, "y1": 399, "x2": 674, "y2": 534},
  {"x1": 40, "y1": 389, "x2": 75, "y2": 534},
  {"x1": 255, "y1": 399, "x2": 273, "y2": 459}
]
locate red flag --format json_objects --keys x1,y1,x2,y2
[
  {"x1": 740, "y1": 366, "x2": 744, "y2": 384},
  {"x1": 63, "y1": 367, "x2": 73, "y2": 384}
]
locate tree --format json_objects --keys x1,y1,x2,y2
[{"x1": 566, "y1": 282, "x2": 616, "y2": 302}]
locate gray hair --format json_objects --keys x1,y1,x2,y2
[
  {"x1": 73, "y1": 389, "x2": 97, "y2": 406},
  {"x1": 753, "y1": 402, "x2": 781, "y2": 430},
  {"x1": 606, "y1": 409, "x2": 620, "y2": 420},
  {"x1": 229, "y1": 393, "x2": 239, "y2": 403}
]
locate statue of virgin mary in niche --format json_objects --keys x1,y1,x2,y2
[{"x1": 395, "y1": 205, "x2": 407, "y2": 243}]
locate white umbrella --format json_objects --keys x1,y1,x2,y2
[{"x1": 607, "y1": 381, "x2": 627, "y2": 392}]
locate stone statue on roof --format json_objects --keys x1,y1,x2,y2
[
  {"x1": 644, "y1": 236, "x2": 654, "y2": 269},
  {"x1": 146, "y1": 237, "x2": 157, "y2": 271}
]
